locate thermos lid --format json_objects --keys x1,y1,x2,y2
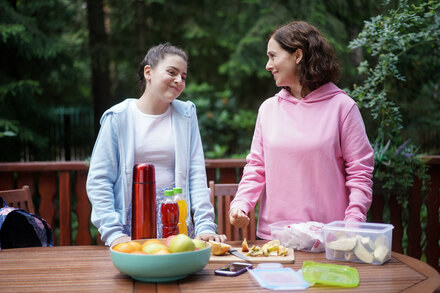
[
  {"x1": 173, "y1": 187, "x2": 182, "y2": 194},
  {"x1": 164, "y1": 190, "x2": 174, "y2": 197},
  {"x1": 133, "y1": 163, "x2": 155, "y2": 183}
]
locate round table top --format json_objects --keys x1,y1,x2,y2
[{"x1": 0, "y1": 243, "x2": 439, "y2": 293}]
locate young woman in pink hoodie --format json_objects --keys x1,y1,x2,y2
[{"x1": 229, "y1": 21, "x2": 374, "y2": 240}]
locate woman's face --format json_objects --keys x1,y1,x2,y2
[
  {"x1": 144, "y1": 54, "x2": 187, "y2": 103},
  {"x1": 265, "y1": 37, "x2": 300, "y2": 88}
]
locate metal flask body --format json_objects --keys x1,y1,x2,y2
[{"x1": 132, "y1": 163, "x2": 157, "y2": 240}]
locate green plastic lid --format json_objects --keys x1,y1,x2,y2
[
  {"x1": 302, "y1": 261, "x2": 359, "y2": 288},
  {"x1": 164, "y1": 190, "x2": 174, "y2": 197},
  {"x1": 173, "y1": 187, "x2": 182, "y2": 194}
]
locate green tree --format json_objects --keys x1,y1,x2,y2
[
  {"x1": 4, "y1": 0, "x2": 436, "y2": 162},
  {"x1": 86, "y1": 0, "x2": 113, "y2": 137},
  {"x1": 348, "y1": 0, "x2": 439, "y2": 199},
  {"x1": 80, "y1": 0, "x2": 401, "y2": 158},
  {"x1": 0, "y1": 0, "x2": 89, "y2": 160}
]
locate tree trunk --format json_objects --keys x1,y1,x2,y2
[
  {"x1": 136, "y1": 1, "x2": 146, "y2": 60},
  {"x1": 86, "y1": 0, "x2": 112, "y2": 139}
]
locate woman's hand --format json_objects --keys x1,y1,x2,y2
[
  {"x1": 229, "y1": 208, "x2": 250, "y2": 229},
  {"x1": 110, "y1": 235, "x2": 131, "y2": 247},
  {"x1": 196, "y1": 233, "x2": 227, "y2": 243}
]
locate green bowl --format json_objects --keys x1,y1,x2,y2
[{"x1": 110, "y1": 240, "x2": 212, "y2": 282}]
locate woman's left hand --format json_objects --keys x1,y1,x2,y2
[{"x1": 196, "y1": 233, "x2": 227, "y2": 243}]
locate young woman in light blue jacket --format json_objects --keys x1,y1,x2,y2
[{"x1": 86, "y1": 43, "x2": 226, "y2": 246}]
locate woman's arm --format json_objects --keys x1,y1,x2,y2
[
  {"x1": 230, "y1": 112, "x2": 266, "y2": 215},
  {"x1": 87, "y1": 114, "x2": 127, "y2": 245},
  {"x1": 341, "y1": 104, "x2": 374, "y2": 222}
]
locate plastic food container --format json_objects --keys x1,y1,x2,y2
[
  {"x1": 323, "y1": 221, "x2": 394, "y2": 265},
  {"x1": 269, "y1": 221, "x2": 325, "y2": 252},
  {"x1": 302, "y1": 261, "x2": 359, "y2": 287}
]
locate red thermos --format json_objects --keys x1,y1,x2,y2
[{"x1": 132, "y1": 164, "x2": 157, "y2": 239}]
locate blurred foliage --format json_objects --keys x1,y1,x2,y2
[
  {"x1": 182, "y1": 82, "x2": 257, "y2": 157},
  {"x1": 0, "y1": 0, "x2": 438, "y2": 161},
  {"x1": 0, "y1": 0, "x2": 90, "y2": 160},
  {"x1": 349, "y1": 0, "x2": 439, "y2": 202},
  {"x1": 106, "y1": 0, "x2": 386, "y2": 158}
]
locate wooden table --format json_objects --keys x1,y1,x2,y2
[{"x1": 1, "y1": 241, "x2": 439, "y2": 293}]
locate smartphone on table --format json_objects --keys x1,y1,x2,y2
[{"x1": 214, "y1": 262, "x2": 253, "y2": 277}]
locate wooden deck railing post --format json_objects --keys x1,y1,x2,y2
[
  {"x1": 0, "y1": 172, "x2": 14, "y2": 190},
  {"x1": 75, "y1": 170, "x2": 92, "y2": 245},
  {"x1": 17, "y1": 171, "x2": 34, "y2": 195},
  {"x1": 425, "y1": 164, "x2": 440, "y2": 271},
  {"x1": 59, "y1": 171, "x2": 71, "y2": 246},
  {"x1": 407, "y1": 177, "x2": 422, "y2": 259},
  {"x1": 38, "y1": 171, "x2": 57, "y2": 245},
  {"x1": 370, "y1": 192, "x2": 385, "y2": 223},
  {"x1": 389, "y1": 194, "x2": 404, "y2": 253}
]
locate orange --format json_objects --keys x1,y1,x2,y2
[
  {"x1": 113, "y1": 242, "x2": 136, "y2": 253},
  {"x1": 127, "y1": 241, "x2": 142, "y2": 251},
  {"x1": 209, "y1": 241, "x2": 231, "y2": 256}
]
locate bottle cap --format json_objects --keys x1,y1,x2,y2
[
  {"x1": 164, "y1": 190, "x2": 174, "y2": 197},
  {"x1": 132, "y1": 163, "x2": 155, "y2": 183},
  {"x1": 173, "y1": 187, "x2": 182, "y2": 194}
]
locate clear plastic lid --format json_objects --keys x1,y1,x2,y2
[{"x1": 248, "y1": 263, "x2": 309, "y2": 290}]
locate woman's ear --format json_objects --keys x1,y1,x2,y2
[
  {"x1": 295, "y1": 49, "x2": 303, "y2": 64},
  {"x1": 144, "y1": 65, "x2": 152, "y2": 81}
]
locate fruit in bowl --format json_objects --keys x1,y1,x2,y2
[
  {"x1": 168, "y1": 234, "x2": 196, "y2": 253},
  {"x1": 193, "y1": 239, "x2": 206, "y2": 250},
  {"x1": 110, "y1": 234, "x2": 211, "y2": 282}
]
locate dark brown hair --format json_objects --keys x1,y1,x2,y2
[
  {"x1": 138, "y1": 43, "x2": 188, "y2": 93},
  {"x1": 270, "y1": 21, "x2": 340, "y2": 93}
]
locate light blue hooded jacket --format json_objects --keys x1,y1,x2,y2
[{"x1": 86, "y1": 98, "x2": 217, "y2": 245}]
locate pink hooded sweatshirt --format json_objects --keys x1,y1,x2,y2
[{"x1": 230, "y1": 83, "x2": 374, "y2": 240}]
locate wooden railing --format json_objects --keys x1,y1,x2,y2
[{"x1": 0, "y1": 157, "x2": 439, "y2": 271}]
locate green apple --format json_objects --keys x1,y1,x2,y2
[
  {"x1": 192, "y1": 239, "x2": 206, "y2": 250},
  {"x1": 168, "y1": 234, "x2": 195, "y2": 253}
]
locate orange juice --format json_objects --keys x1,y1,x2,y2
[{"x1": 174, "y1": 188, "x2": 188, "y2": 235}]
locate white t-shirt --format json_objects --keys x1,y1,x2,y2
[{"x1": 131, "y1": 103, "x2": 175, "y2": 188}]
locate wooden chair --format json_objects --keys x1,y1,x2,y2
[
  {"x1": 0, "y1": 185, "x2": 35, "y2": 214},
  {"x1": 209, "y1": 181, "x2": 257, "y2": 241}
]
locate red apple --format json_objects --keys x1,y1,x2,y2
[{"x1": 164, "y1": 235, "x2": 176, "y2": 247}]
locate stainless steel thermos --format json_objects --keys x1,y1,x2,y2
[{"x1": 132, "y1": 163, "x2": 157, "y2": 239}]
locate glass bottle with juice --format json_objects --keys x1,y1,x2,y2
[
  {"x1": 161, "y1": 190, "x2": 179, "y2": 237},
  {"x1": 173, "y1": 187, "x2": 188, "y2": 235}
]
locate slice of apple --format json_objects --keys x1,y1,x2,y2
[
  {"x1": 209, "y1": 240, "x2": 231, "y2": 256},
  {"x1": 326, "y1": 237, "x2": 357, "y2": 251}
]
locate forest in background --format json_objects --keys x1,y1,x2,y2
[{"x1": 0, "y1": 0, "x2": 439, "y2": 161}]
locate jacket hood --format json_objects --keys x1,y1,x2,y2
[{"x1": 276, "y1": 82, "x2": 346, "y2": 104}]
